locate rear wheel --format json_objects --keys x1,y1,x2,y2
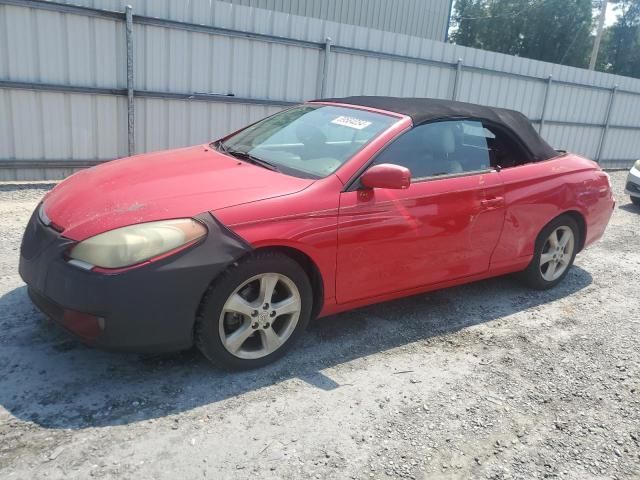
[
  {"x1": 196, "y1": 251, "x2": 312, "y2": 369},
  {"x1": 519, "y1": 215, "x2": 579, "y2": 290},
  {"x1": 631, "y1": 196, "x2": 640, "y2": 207}
]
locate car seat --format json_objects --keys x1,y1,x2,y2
[
  {"x1": 296, "y1": 124, "x2": 328, "y2": 160},
  {"x1": 425, "y1": 124, "x2": 463, "y2": 176}
]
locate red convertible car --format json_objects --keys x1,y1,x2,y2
[{"x1": 20, "y1": 97, "x2": 615, "y2": 369}]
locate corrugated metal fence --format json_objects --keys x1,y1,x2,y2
[
  {"x1": 1, "y1": 0, "x2": 639, "y2": 180},
  {"x1": 217, "y1": 0, "x2": 452, "y2": 41}
]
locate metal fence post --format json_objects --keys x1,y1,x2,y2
[
  {"x1": 539, "y1": 74, "x2": 553, "y2": 135},
  {"x1": 596, "y1": 84, "x2": 617, "y2": 164},
  {"x1": 318, "y1": 37, "x2": 332, "y2": 98},
  {"x1": 125, "y1": 5, "x2": 135, "y2": 156},
  {"x1": 452, "y1": 58, "x2": 463, "y2": 101}
]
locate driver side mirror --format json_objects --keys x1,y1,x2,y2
[{"x1": 360, "y1": 163, "x2": 411, "y2": 190}]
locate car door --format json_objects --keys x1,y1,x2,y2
[{"x1": 335, "y1": 119, "x2": 506, "y2": 304}]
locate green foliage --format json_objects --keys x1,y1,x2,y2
[
  {"x1": 599, "y1": 1, "x2": 640, "y2": 78},
  {"x1": 450, "y1": 0, "x2": 594, "y2": 68}
]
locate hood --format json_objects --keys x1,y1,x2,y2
[{"x1": 43, "y1": 145, "x2": 313, "y2": 240}]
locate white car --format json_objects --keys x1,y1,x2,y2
[{"x1": 625, "y1": 160, "x2": 640, "y2": 207}]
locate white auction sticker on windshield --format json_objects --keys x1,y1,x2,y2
[{"x1": 331, "y1": 116, "x2": 372, "y2": 130}]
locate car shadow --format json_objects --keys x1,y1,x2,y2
[
  {"x1": 618, "y1": 202, "x2": 640, "y2": 213},
  {"x1": 0, "y1": 267, "x2": 592, "y2": 430}
]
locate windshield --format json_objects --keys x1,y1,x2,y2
[{"x1": 216, "y1": 105, "x2": 397, "y2": 178}]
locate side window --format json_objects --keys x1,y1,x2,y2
[
  {"x1": 481, "y1": 123, "x2": 530, "y2": 169},
  {"x1": 374, "y1": 120, "x2": 492, "y2": 180}
]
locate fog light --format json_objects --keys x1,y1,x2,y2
[{"x1": 62, "y1": 310, "x2": 105, "y2": 341}]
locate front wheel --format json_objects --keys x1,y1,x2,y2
[
  {"x1": 195, "y1": 251, "x2": 312, "y2": 369},
  {"x1": 519, "y1": 215, "x2": 579, "y2": 290}
]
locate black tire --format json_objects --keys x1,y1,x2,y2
[
  {"x1": 631, "y1": 196, "x2": 640, "y2": 207},
  {"x1": 518, "y1": 214, "x2": 580, "y2": 290},
  {"x1": 195, "y1": 251, "x2": 313, "y2": 369}
]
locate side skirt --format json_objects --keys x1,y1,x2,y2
[{"x1": 318, "y1": 258, "x2": 532, "y2": 318}]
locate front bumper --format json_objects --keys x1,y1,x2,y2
[
  {"x1": 19, "y1": 208, "x2": 251, "y2": 352},
  {"x1": 625, "y1": 166, "x2": 640, "y2": 198}
]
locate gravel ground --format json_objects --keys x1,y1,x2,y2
[{"x1": 0, "y1": 171, "x2": 638, "y2": 480}]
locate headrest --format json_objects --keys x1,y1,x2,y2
[
  {"x1": 441, "y1": 128, "x2": 455, "y2": 154},
  {"x1": 424, "y1": 124, "x2": 456, "y2": 155}
]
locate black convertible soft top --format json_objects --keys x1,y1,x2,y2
[{"x1": 315, "y1": 96, "x2": 558, "y2": 162}]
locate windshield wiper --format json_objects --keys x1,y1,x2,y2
[
  {"x1": 212, "y1": 139, "x2": 228, "y2": 153},
  {"x1": 220, "y1": 144, "x2": 280, "y2": 173}
]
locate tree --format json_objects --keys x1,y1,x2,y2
[
  {"x1": 598, "y1": 0, "x2": 640, "y2": 78},
  {"x1": 449, "y1": 0, "x2": 492, "y2": 49},
  {"x1": 450, "y1": 0, "x2": 594, "y2": 68}
]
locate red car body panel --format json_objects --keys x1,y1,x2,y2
[
  {"x1": 490, "y1": 155, "x2": 613, "y2": 268},
  {"x1": 321, "y1": 154, "x2": 613, "y2": 316},
  {"x1": 214, "y1": 175, "x2": 342, "y2": 303},
  {"x1": 336, "y1": 170, "x2": 505, "y2": 304},
  {"x1": 40, "y1": 102, "x2": 615, "y2": 323},
  {"x1": 43, "y1": 145, "x2": 313, "y2": 241}
]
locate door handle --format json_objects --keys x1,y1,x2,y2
[{"x1": 480, "y1": 197, "x2": 504, "y2": 208}]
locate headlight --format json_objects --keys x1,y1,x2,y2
[
  {"x1": 69, "y1": 219, "x2": 207, "y2": 269},
  {"x1": 634, "y1": 159, "x2": 640, "y2": 170}
]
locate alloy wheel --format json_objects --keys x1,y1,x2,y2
[
  {"x1": 539, "y1": 226, "x2": 575, "y2": 282},
  {"x1": 218, "y1": 273, "x2": 302, "y2": 359}
]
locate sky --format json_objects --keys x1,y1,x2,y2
[{"x1": 605, "y1": 2, "x2": 621, "y2": 26}]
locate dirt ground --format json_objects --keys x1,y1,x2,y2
[{"x1": 0, "y1": 171, "x2": 638, "y2": 480}]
